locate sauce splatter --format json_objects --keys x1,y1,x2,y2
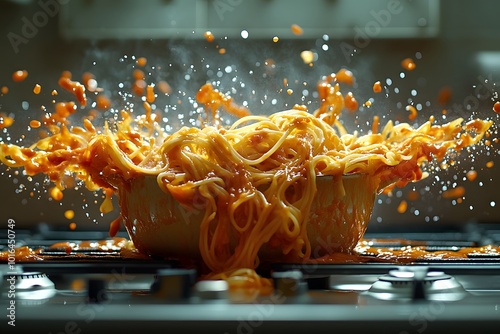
[
  {"x1": 64, "y1": 210, "x2": 75, "y2": 220},
  {"x1": 466, "y1": 170, "x2": 478, "y2": 182},
  {"x1": 291, "y1": 24, "x2": 303, "y2": 36},
  {"x1": 401, "y1": 58, "x2": 416, "y2": 71},
  {"x1": 58, "y1": 74, "x2": 87, "y2": 107},
  {"x1": 397, "y1": 200, "x2": 408, "y2": 214},
  {"x1": 12, "y1": 70, "x2": 28, "y2": 82},
  {"x1": 442, "y1": 186, "x2": 465, "y2": 199},
  {"x1": 136, "y1": 57, "x2": 147, "y2": 67},
  {"x1": 300, "y1": 50, "x2": 315, "y2": 64},
  {"x1": 49, "y1": 187, "x2": 63, "y2": 201},
  {"x1": 0, "y1": 113, "x2": 14, "y2": 129},
  {"x1": 493, "y1": 101, "x2": 500, "y2": 114},
  {"x1": 96, "y1": 94, "x2": 111, "y2": 110},
  {"x1": 344, "y1": 92, "x2": 358, "y2": 111},
  {"x1": 146, "y1": 84, "x2": 155, "y2": 103},
  {"x1": 33, "y1": 84, "x2": 41, "y2": 95},
  {"x1": 204, "y1": 31, "x2": 215, "y2": 42},
  {"x1": 29, "y1": 120, "x2": 41, "y2": 128},
  {"x1": 335, "y1": 68, "x2": 355, "y2": 85},
  {"x1": 438, "y1": 86, "x2": 452, "y2": 105},
  {"x1": 157, "y1": 80, "x2": 172, "y2": 95}
]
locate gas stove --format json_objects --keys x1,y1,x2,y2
[{"x1": 2, "y1": 223, "x2": 500, "y2": 333}]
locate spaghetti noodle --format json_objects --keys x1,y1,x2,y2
[{"x1": 0, "y1": 73, "x2": 494, "y2": 282}]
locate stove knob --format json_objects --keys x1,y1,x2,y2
[
  {"x1": 306, "y1": 276, "x2": 331, "y2": 290},
  {"x1": 87, "y1": 277, "x2": 108, "y2": 304},
  {"x1": 195, "y1": 280, "x2": 228, "y2": 300},
  {"x1": 151, "y1": 268, "x2": 196, "y2": 300},
  {"x1": 272, "y1": 270, "x2": 307, "y2": 297}
]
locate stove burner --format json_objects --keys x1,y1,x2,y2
[
  {"x1": 2, "y1": 272, "x2": 56, "y2": 301},
  {"x1": 367, "y1": 266, "x2": 468, "y2": 301}
]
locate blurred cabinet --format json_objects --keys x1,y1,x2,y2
[{"x1": 59, "y1": 0, "x2": 440, "y2": 39}]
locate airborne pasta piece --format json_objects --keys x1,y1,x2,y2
[{"x1": 406, "y1": 105, "x2": 418, "y2": 121}]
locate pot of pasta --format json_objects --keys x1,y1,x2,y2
[{"x1": 119, "y1": 172, "x2": 379, "y2": 267}]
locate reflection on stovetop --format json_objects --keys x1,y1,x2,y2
[{"x1": 1, "y1": 222, "x2": 500, "y2": 333}]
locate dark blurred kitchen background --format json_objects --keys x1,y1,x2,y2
[{"x1": 0, "y1": 0, "x2": 499, "y2": 233}]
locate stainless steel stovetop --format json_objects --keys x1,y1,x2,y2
[{"x1": 2, "y1": 223, "x2": 500, "y2": 334}]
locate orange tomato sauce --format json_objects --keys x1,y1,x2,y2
[{"x1": 12, "y1": 70, "x2": 28, "y2": 82}]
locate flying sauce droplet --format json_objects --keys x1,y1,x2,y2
[
  {"x1": 99, "y1": 189, "x2": 114, "y2": 214},
  {"x1": 291, "y1": 24, "x2": 303, "y2": 36},
  {"x1": 204, "y1": 31, "x2": 215, "y2": 42},
  {"x1": 397, "y1": 200, "x2": 408, "y2": 214},
  {"x1": 12, "y1": 70, "x2": 28, "y2": 82},
  {"x1": 33, "y1": 84, "x2": 41, "y2": 95},
  {"x1": 50, "y1": 186, "x2": 63, "y2": 201},
  {"x1": 442, "y1": 186, "x2": 465, "y2": 199},
  {"x1": 401, "y1": 58, "x2": 416, "y2": 71},
  {"x1": 466, "y1": 170, "x2": 477, "y2": 182},
  {"x1": 64, "y1": 210, "x2": 75, "y2": 220},
  {"x1": 493, "y1": 101, "x2": 500, "y2": 114}
]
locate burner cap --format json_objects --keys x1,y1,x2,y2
[
  {"x1": 366, "y1": 267, "x2": 468, "y2": 301},
  {"x1": 2, "y1": 272, "x2": 56, "y2": 300},
  {"x1": 380, "y1": 269, "x2": 450, "y2": 283}
]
